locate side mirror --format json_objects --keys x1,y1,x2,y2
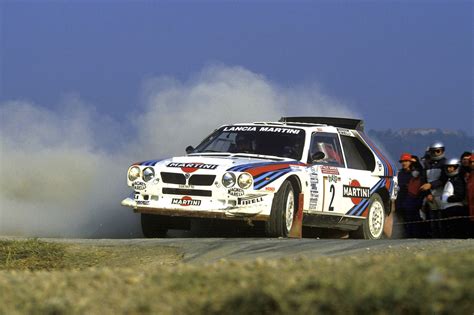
[
  {"x1": 311, "y1": 151, "x2": 325, "y2": 162},
  {"x1": 185, "y1": 146, "x2": 195, "y2": 154}
]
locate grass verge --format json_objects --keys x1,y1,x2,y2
[{"x1": 0, "y1": 239, "x2": 473, "y2": 314}]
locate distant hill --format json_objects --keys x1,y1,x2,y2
[{"x1": 367, "y1": 128, "x2": 473, "y2": 163}]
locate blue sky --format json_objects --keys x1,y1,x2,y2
[{"x1": 1, "y1": 1, "x2": 472, "y2": 134}]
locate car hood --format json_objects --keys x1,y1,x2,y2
[{"x1": 134, "y1": 153, "x2": 306, "y2": 175}]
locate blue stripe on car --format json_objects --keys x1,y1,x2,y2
[
  {"x1": 254, "y1": 169, "x2": 292, "y2": 190},
  {"x1": 346, "y1": 178, "x2": 386, "y2": 216}
]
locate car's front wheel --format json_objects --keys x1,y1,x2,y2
[
  {"x1": 352, "y1": 193, "x2": 385, "y2": 239},
  {"x1": 141, "y1": 214, "x2": 168, "y2": 238},
  {"x1": 265, "y1": 180, "x2": 295, "y2": 237}
]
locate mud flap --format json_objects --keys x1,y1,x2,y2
[
  {"x1": 289, "y1": 193, "x2": 304, "y2": 238},
  {"x1": 383, "y1": 200, "x2": 395, "y2": 238}
]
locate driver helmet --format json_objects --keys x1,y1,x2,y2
[
  {"x1": 235, "y1": 133, "x2": 253, "y2": 149},
  {"x1": 428, "y1": 141, "x2": 445, "y2": 160},
  {"x1": 444, "y1": 158, "x2": 460, "y2": 177}
]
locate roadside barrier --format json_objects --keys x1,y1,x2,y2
[
  {"x1": 289, "y1": 193, "x2": 304, "y2": 238},
  {"x1": 394, "y1": 215, "x2": 474, "y2": 226}
]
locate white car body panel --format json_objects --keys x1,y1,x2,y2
[{"x1": 122, "y1": 120, "x2": 397, "y2": 231}]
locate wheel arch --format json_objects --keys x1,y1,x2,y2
[
  {"x1": 375, "y1": 187, "x2": 390, "y2": 213},
  {"x1": 285, "y1": 174, "x2": 302, "y2": 194},
  {"x1": 286, "y1": 174, "x2": 302, "y2": 209}
]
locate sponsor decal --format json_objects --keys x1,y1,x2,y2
[
  {"x1": 377, "y1": 161, "x2": 383, "y2": 172},
  {"x1": 167, "y1": 162, "x2": 218, "y2": 173},
  {"x1": 337, "y1": 128, "x2": 353, "y2": 136},
  {"x1": 179, "y1": 184, "x2": 195, "y2": 189},
  {"x1": 238, "y1": 196, "x2": 263, "y2": 206},
  {"x1": 320, "y1": 166, "x2": 340, "y2": 175},
  {"x1": 223, "y1": 126, "x2": 301, "y2": 134},
  {"x1": 172, "y1": 196, "x2": 202, "y2": 206},
  {"x1": 309, "y1": 173, "x2": 319, "y2": 210},
  {"x1": 228, "y1": 187, "x2": 245, "y2": 197},
  {"x1": 327, "y1": 175, "x2": 340, "y2": 183},
  {"x1": 265, "y1": 187, "x2": 276, "y2": 192},
  {"x1": 343, "y1": 180, "x2": 370, "y2": 205},
  {"x1": 133, "y1": 182, "x2": 146, "y2": 190},
  {"x1": 137, "y1": 200, "x2": 150, "y2": 206}
]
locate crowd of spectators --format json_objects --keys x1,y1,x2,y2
[{"x1": 395, "y1": 143, "x2": 473, "y2": 238}]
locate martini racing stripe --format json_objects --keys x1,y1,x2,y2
[
  {"x1": 253, "y1": 169, "x2": 290, "y2": 186},
  {"x1": 346, "y1": 178, "x2": 386, "y2": 216},
  {"x1": 355, "y1": 179, "x2": 386, "y2": 216},
  {"x1": 228, "y1": 161, "x2": 279, "y2": 172},
  {"x1": 254, "y1": 169, "x2": 293, "y2": 190},
  {"x1": 228, "y1": 161, "x2": 305, "y2": 173},
  {"x1": 349, "y1": 180, "x2": 383, "y2": 216},
  {"x1": 351, "y1": 179, "x2": 385, "y2": 216},
  {"x1": 136, "y1": 159, "x2": 165, "y2": 166}
]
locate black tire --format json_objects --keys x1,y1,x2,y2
[
  {"x1": 265, "y1": 180, "x2": 295, "y2": 237},
  {"x1": 351, "y1": 193, "x2": 385, "y2": 239},
  {"x1": 141, "y1": 214, "x2": 168, "y2": 238}
]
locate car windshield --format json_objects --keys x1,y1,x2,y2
[{"x1": 194, "y1": 125, "x2": 306, "y2": 160}]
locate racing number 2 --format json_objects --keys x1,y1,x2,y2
[{"x1": 328, "y1": 184, "x2": 335, "y2": 211}]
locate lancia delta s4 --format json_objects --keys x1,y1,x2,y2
[{"x1": 121, "y1": 117, "x2": 397, "y2": 239}]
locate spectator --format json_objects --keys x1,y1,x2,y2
[
  {"x1": 396, "y1": 153, "x2": 425, "y2": 238},
  {"x1": 467, "y1": 154, "x2": 474, "y2": 237},
  {"x1": 410, "y1": 155, "x2": 430, "y2": 237},
  {"x1": 460, "y1": 151, "x2": 471, "y2": 181},
  {"x1": 441, "y1": 158, "x2": 467, "y2": 238},
  {"x1": 420, "y1": 142, "x2": 447, "y2": 238}
]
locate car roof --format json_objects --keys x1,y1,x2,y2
[{"x1": 221, "y1": 117, "x2": 363, "y2": 132}]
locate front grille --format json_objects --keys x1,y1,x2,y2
[
  {"x1": 162, "y1": 188, "x2": 212, "y2": 197},
  {"x1": 189, "y1": 174, "x2": 216, "y2": 186},
  {"x1": 161, "y1": 172, "x2": 186, "y2": 185}
]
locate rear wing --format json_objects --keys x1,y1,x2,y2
[{"x1": 279, "y1": 116, "x2": 364, "y2": 132}]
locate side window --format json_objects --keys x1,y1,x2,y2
[
  {"x1": 340, "y1": 136, "x2": 375, "y2": 171},
  {"x1": 308, "y1": 132, "x2": 344, "y2": 167}
]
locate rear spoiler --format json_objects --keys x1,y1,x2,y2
[{"x1": 279, "y1": 116, "x2": 364, "y2": 132}]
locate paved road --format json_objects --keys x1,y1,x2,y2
[{"x1": 34, "y1": 237, "x2": 474, "y2": 264}]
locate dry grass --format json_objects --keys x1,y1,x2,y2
[{"x1": 0, "y1": 239, "x2": 473, "y2": 314}]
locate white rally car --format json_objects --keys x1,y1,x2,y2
[{"x1": 122, "y1": 117, "x2": 397, "y2": 239}]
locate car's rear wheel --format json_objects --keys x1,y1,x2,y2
[
  {"x1": 265, "y1": 180, "x2": 295, "y2": 237},
  {"x1": 141, "y1": 214, "x2": 168, "y2": 238},
  {"x1": 352, "y1": 193, "x2": 385, "y2": 239}
]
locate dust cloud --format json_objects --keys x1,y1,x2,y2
[{"x1": 0, "y1": 65, "x2": 356, "y2": 237}]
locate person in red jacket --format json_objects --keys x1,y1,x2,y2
[
  {"x1": 396, "y1": 153, "x2": 426, "y2": 238},
  {"x1": 467, "y1": 154, "x2": 474, "y2": 237}
]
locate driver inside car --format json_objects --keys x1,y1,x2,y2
[{"x1": 230, "y1": 133, "x2": 254, "y2": 153}]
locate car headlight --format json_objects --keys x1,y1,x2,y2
[
  {"x1": 128, "y1": 166, "x2": 140, "y2": 181},
  {"x1": 238, "y1": 173, "x2": 253, "y2": 189},
  {"x1": 222, "y1": 172, "x2": 236, "y2": 188},
  {"x1": 142, "y1": 167, "x2": 155, "y2": 182}
]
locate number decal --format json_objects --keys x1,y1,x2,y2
[{"x1": 329, "y1": 184, "x2": 335, "y2": 211}]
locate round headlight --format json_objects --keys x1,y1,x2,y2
[
  {"x1": 128, "y1": 166, "x2": 140, "y2": 181},
  {"x1": 238, "y1": 173, "x2": 253, "y2": 189},
  {"x1": 222, "y1": 172, "x2": 236, "y2": 188},
  {"x1": 143, "y1": 167, "x2": 155, "y2": 182}
]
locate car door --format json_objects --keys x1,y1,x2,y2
[
  {"x1": 307, "y1": 131, "x2": 345, "y2": 214},
  {"x1": 338, "y1": 133, "x2": 379, "y2": 217}
]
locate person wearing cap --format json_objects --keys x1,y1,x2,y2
[
  {"x1": 396, "y1": 153, "x2": 426, "y2": 238},
  {"x1": 467, "y1": 154, "x2": 474, "y2": 237},
  {"x1": 419, "y1": 142, "x2": 447, "y2": 237},
  {"x1": 441, "y1": 158, "x2": 467, "y2": 238}
]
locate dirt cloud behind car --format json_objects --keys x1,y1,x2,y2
[{"x1": 0, "y1": 65, "x2": 355, "y2": 237}]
